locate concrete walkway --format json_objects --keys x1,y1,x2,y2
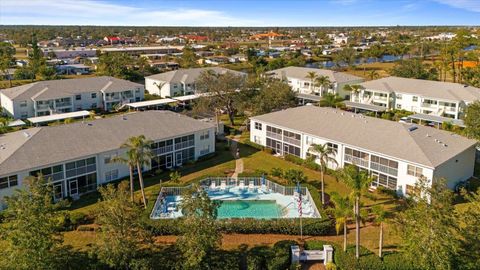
[{"x1": 230, "y1": 133, "x2": 244, "y2": 180}]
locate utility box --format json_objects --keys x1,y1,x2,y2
[{"x1": 323, "y1": 245, "x2": 334, "y2": 265}]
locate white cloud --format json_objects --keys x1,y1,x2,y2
[
  {"x1": 0, "y1": 0, "x2": 261, "y2": 26},
  {"x1": 433, "y1": 0, "x2": 480, "y2": 12}
]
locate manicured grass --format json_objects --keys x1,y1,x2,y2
[{"x1": 69, "y1": 141, "x2": 236, "y2": 215}]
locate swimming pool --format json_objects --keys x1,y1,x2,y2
[
  {"x1": 217, "y1": 200, "x2": 281, "y2": 219},
  {"x1": 150, "y1": 178, "x2": 321, "y2": 219}
]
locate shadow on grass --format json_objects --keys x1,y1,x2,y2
[{"x1": 68, "y1": 140, "x2": 261, "y2": 212}]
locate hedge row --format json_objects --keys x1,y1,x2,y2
[
  {"x1": 305, "y1": 240, "x2": 419, "y2": 270},
  {"x1": 147, "y1": 218, "x2": 334, "y2": 236}
]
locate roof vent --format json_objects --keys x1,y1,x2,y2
[
  {"x1": 408, "y1": 126, "x2": 418, "y2": 132},
  {"x1": 464, "y1": 85, "x2": 468, "y2": 88},
  {"x1": 426, "y1": 133, "x2": 431, "y2": 137},
  {"x1": 23, "y1": 131, "x2": 30, "y2": 138},
  {"x1": 443, "y1": 143, "x2": 448, "y2": 147},
  {"x1": 87, "y1": 123, "x2": 93, "y2": 126},
  {"x1": 122, "y1": 115, "x2": 127, "y2": 120}
]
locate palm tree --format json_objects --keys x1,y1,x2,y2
[
  {"x1": 329, "y1": 192, "x2": 353, "y2": 252},
  {"x1": 337, "y1": 164, "x2": 373, "y2": 259},
  {"x1": 120, "y1": 135, "x2": 153, "y2": 208},
  {"x1": 367, "y1": 70, "x2": 379, "y2": 80},
  {"x1": 308, "y1": 143, "x2": 338, "y2": 204},
  {"x1": 305, "y1": 71, "x2": 317, "y2": 93},
  {"x1": 343, "y1": 84, "x2": 364, "y2": 101},
  {"x1": 372, "y1": 205, "x2": 387, "y2": 258},
  {"x1": 314, "y1": 75, "x2": 331, "y2": 96},
  {"x1": 319, "y1": 93, "x2": 344, "y2": 108},
  {"x1": 112, "y1": 150, "x2": 137, "y2": 203}
]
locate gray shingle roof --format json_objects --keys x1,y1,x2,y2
[
  {"x1": 145, "y1": 67, "x2": 246, "y2": 84},
  {"x1": 359, "y1": 76, "x2": 480, "y2": 102},
  {"x1": 0, "y1": 76, "x2": 143, "y2": 101},
  {"x1": 0, "y1": 111, "x2": 214, "y2": 175},
  {"x1": 267, "y1": 66, "x2": 363, "y2": 84},
  {"x1": 251, "y1": 106, "x2": 476, "y2": 168}
]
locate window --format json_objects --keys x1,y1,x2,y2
[
  {"x1": 173, "y1": 84, "x2": 178, "y2": 89},
  {"x1": 135, "y1": 89, "x2": 140, "y2": 93},
  {"x1": 253, "y1": 135, "x2": 261, "y2": 144},
  {"x1": 21, "y1": 113, "x2": 28, "y2": 118},
  {"x1": 254, "y1": 122, "x2": 262, "y2": 130},
  {"x1": 396, "y1": 104, "x2": 402, "y2": 109},
  {"x1": 200, "y1": 130, "x2": 210, "y2": 140},
  {"x1": 104, "y1": 154, "x2": 117, "y2": 164},
  {"x1": 0, "y1": 175, "x2": 18, "y2": 190},
  {"x1": 396, "y1": 94, "x2": 402, "y2": 100},
  {"x1": 91, "y1": 93, "x2": 97, "y2": 99},
  {"x1": 19, "y1": 100, "x2": 27, "y2": 107},
  {"x1": 105, "y1": 169, "x2": 119, "y2": 182},
  {"x1": 200, "y1": 144, "x2": 210, "y2": 155},
  {"x1": 412, "y1": 96, "x2": 418, "y2": 102},
  {"x1": 75, "y1": 95, "x2": 81, "y2": 100},
  {"x1": 407, "y1": 165, "x2": 423, "y2": 177},
  {"x1": 327, "y1": 143, "x2": 338, "y2": 152},
  {"x1": 91, "y1": 103, "x2": 97, "y2": 108}
]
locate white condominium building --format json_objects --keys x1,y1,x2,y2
[
  {"x1": 0, "y1": 111, "x2": 215, "y2": 206},
  {"x1": 351, "y1": 76, "x2": 480, "y2": 119},
  {"x1": 0, "y1": 76, "x2": 144, "y2": 119},
  {"x1": 145, "y1": 67, "x2": 246, "y2": 98},
  {"x1": 266, "y1": 66, "x2": 364, "y2": 99},
  {"x1": 250, "y1": 106, "x2": 476, "y2": 196}
]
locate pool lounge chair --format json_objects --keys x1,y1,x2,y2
[
  {"x1": 238, "y1": 180, "x2": 245, "y2": 190},
  {"x1": 210, "y1": 181, "x2": 217, "y2": 190},
  {"x1": 220, "y1": 181, "x2": 227, "y2": 191},
  {"x1": 248, "y1": 181, "x2": 255, "y2": 191}
]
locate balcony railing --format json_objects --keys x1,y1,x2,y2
[
  {"x1": 370, "y1": 162, "x2": 398, "y2": 176},
  {"x1": 266, "y1": 131, "x2": 282, "y2": 140},
  {"x1": 65, "y1": 164, "x2": 96, "y2": 178},
  {"x1": 55, "y1": 102, "x2": 72, "y2": 107},
  {"x1": 283, "y1": 136, "x2": 301, "y2": 146},
  {"x1": 421, "y1": 103, "x2": 435, "y2": 108},
  {"x1": 153, "y1": 145, "x2": 174, "y2": 155},
  {"x1": 444, "y1": 106, "x2": 457, "y2": 112},
  {"x1": 373, "y1": 96, "x2": 388, "y2": 101},
  {"x1": 36, "y1": 104, "x2": 53, "y2": 110},
  {"x1": 175, "y1": 140, "x2": 194, "y2": 150},
  {"x1": 344, "y1": 155, "x2": 369, "y2": 168}
]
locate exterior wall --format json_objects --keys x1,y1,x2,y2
[
  {"x1": 0, "y1": 93, "x2": 36, "y2": 119},
  {"x1": 249, "y1": 118, "x2": 474, "y2": 194},
  {"x1": 284, "y1": 77, "x2": 363, "y2": 99},
  {"x1": 352, "y1": 88, "x2": 463, "y2": 119},
  {"x1": 2, "y1": 87, "x2": 144, "y2": 120},
  {"x1": 145, "y1": 77, "x2": 171, "y2": 97},
  {"x1": 0, "y1": 127, "x2": 215, "y2": 207},
  {"x1": 433, "y1": 146, "x2": 476, "y2": 189}
]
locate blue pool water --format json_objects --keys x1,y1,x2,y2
[{"x1": 216, "y1": 200, "x2": 281, "y2": 219}]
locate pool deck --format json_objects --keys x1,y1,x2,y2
[{"x1": 151, "y1": 186, "x2": 319, "y2": 219}]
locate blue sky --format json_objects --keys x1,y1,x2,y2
[{"x1": 1, "y1": 0, "x2": 479, "y2": 26}]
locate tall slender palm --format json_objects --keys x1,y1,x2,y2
[
  {"x1": 319, "y1": 93, "x2": 344, "y2": 108},
  {"x1": 329, "y1": 192, "x2": 353, "y2": 252},
  {"x1": 112, "y1": 151, "x2": 137, "y2": 203},
  {"x1": 314, "y1": 75, "x2": 331, "y2": 96},
  {"x1": 337, "y1": 164, "x2": 373, "y2": 259},
  {"x1": 120, "y1": 135, "x2": 153, "y2": 209},
  {"x1": 308, "y1": 143, "x2": 338, "y2": 204},
  {"x1": 343, "y1": 84, "x2": 364, "y2": 102},
  {"x1": 305, "y1": 71, "x2": 317, "y2": 93},
  {"x1": 372, "y1": 205, "x2": 387, "y2": 258}
]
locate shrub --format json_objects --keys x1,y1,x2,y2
[
  {"x1": 68, "y1": 212, "x2": 88, "y2": 229},
  {"x1": 147, "y1": 218, "x2": 333, "y2": 236},
  {"x1": 376, "y1": 186, "x2": 399, "y2": 199},
  {"x1": 382, "y1": 252, "x2": 419, "y2": 270},
  {"x1": 268, "y1": 240, "x2": 298, "y2": 270},
  {"x1": 247, "y1": 246, "x2": 272, "y2": 270},
  {"x1": 284, "y1": 154, "x2": 304, "y2": 165},
  {"x1": 169, "y1": 171, "x2": 181, "y2": 183},
  {"x1": 243, "y1": 140, "x2": 264, "y2": 151},
  {"x1": 283, "y1": 169, "x2": 307, "y2": 184},
  {"x1": 326, "y1": 262, "x2": 337, "y2": 270},
  {"x1": 270, "y1": 167, "x2": 283, "y2": 178},
  {"x1": 263, "y1": 148, "x2": 273, "y2": 154}
]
